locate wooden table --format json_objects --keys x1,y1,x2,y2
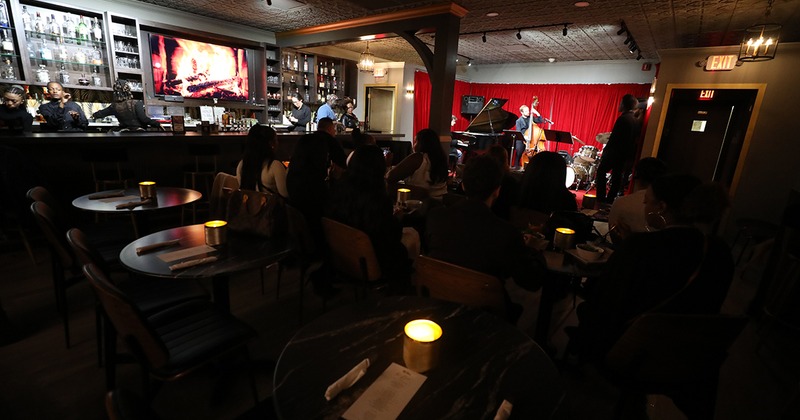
[
  {"x1": 72, "y1": 187, "x2": 202, "y2": 237},
  {"x1": 273, "y1": 296, "x2": 566, "y2": 419},
  {"x1": 119, "y1": 224, "x2": 291, "y2": 312}
]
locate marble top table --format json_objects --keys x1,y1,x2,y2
[{"x1": 273, "y1": 296, "x2": 566, "y2": 419}]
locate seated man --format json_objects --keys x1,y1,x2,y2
[{"x1": 425, "y1": 155, "x2": 547, "y2": 320}]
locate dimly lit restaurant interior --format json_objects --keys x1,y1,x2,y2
[{"x1": 2, "y1": 0, "x2": 800, "y2": 418}]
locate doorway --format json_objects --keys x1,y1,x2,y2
[
  {"x1": 655, "y1": 87, "x2": 759, "y2": 187},
  {"x1": 364, "y1": 85, "x2": 397, "y2": 133}
]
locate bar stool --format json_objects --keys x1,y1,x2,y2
[
  {"x1": 82, "y1": 149, "x2": 136, "y2": 192},
  {"x1": 182, "y1": 144, "x2": 220, "y2": 224}
]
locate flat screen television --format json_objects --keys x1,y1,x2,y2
[{"x1": 149, "y1": 34, "x2": 249, "y2": 101}]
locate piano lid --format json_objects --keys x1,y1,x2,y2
[{"x1": 463, "y1": 98, "x2": 517, "y2": 135}]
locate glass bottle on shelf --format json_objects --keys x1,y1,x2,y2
[
  {"x1": 57, "y1": 39, "x2": 68, "y2": 61},
  {"x1": 90, "y1": 45, "x2": 102, "y2": 65},
  {"x1": 332, "y1": 77, "x2": 337, "y2": 90},
  {"x1": 34, "y1": 12, "x2": 44, "y2": 33},
  {"x1": 323, "y1": 62, "x2": 327, "y2": 76},
  {"x1": 0, "y1": 2, "x2": 9, "y2": 28},
  {"x1": 303, "y1": 55, "x2": 308, "y2": 72},
  {"x1": 1, "y1": 30, "x2": 13, "y2": 53},
  {"x1": 331, "y1": 63, "x2": 335, "y2": 77},
  {"x1": 66, "y1": 15, "x2": 76, "y2": 39},
  {"x1": 58, "y1": 63, "x2": 69, "y2": 84},
  {"x1": 293, "y1": 54, "x2": 298, "y2": 71},
  {"x1": 49, "y1": 14, "x2": 60, "y2": 37},
  {"x1": 303, "y1": 74, "x2": 308, "y2": 86},
  {"x1": 27, "y1": 42, "x2": 34, "y2": 58},
  {"x1": 35, "y1": 64, "x2": 50, "y2": 83},
  {"x1": 2, "y1": 57, "x2": 15, "y2": 80},
  {"x1": 73, "y1": 48, "x2": 86, "y2": 64},
  {"x1": 92, "y1": 17, "x2": 102, "y2": 42},
  {"x1": 21, "y1": 6, "x2": 32, "y2": 32},
  {"x1": 40, "y1": 42, "x2": 53, "y2": 60},
  {"x1": 77, "y1": 16, "x2": 89, "y2": 41},
  {"x1": 91, "y1": 67, "x2": 101, "y2": 86}
]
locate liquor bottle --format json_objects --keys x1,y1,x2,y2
[
  {"x1": 27, "y1": 42, "x2": 34, "y2": 58},
  {"x1": 39, "y1": 42, "x2": 53, "y2": 60},
  {"x1": 49, "y1": 14, "x2": 60, "y2": 36},
  {"x1": 77, "y1": 16, "x2": 89, "y2": 40},
  {"x1": 90, "y1": 45, "x2": 102, "y2": 65},
  {"x1": 318, "y1": 61, "x2": 323, "y2": 75},
  {"x1": 303, "y1": 74, "x2": 308, "y2": 86},
  {"x1": 1, "y1": 30, "x2": 13, "y2": 53},
  {"x1": 2, "y1": 57, "x2": 15, "y2": 80},
  {"x1": 66, "y1": 15, "x2": 76, "y2": 39},
  {"x1": 323, "y1": 62, "x2": 328, "y2": 76},
  {"x1": 58, "y1": 63, "x2": 70, "y2": 84},
  {"x1": 61, "y1": 14, "x2": 70, "y2": 37},
  {"x1": 303, "y1": 55, "x2": 308, "y2": 72},
  {"x1": 35, "y1": 64, "x2": 50, "y2": 83},
  {"x1": 330, "y1": 64, "x2": 335, "y2": 77},
  {"x1": 92, "y1": 17, "x2": 102, "y2": 41},
  {"x1": 57, "y1": 39, "x2": 68, "y2": 61},
  {"x1": 292, "y1": 54, "x2": 298, "y2": 71},
  {"x1": 332, "y1": 76, "x2": 337, "y2": 90},
  {"x1": 21, "y1": 6, "x2": 32, "y2": 32},
  {"x1": 73, "y1": 48, "x2": 87, "y2": 64},
  {"x1": 34, "y1": 12, "x2": 44, "y2": 33},
  {"x1": 0, "y1": 2, "x2": 9, "y2": 28},
  {"x1": 91, "y1": 67, "x2": 101, "y2": 86}
]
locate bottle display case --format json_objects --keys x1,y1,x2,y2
[
  {"x1": 281, "y1": 47, "x2": 316, "y2": 116},
  {"x1": 107, "y1": 13, "x2": 142, "y2": 94},
  {"x1": 316, "y1": 55, "x2": 345, "y2": 104},
  {"x1": 0, "y1": 0, "x2": 22, "y2": 82},
  {"x1": 265, "y1": 45, "x2": 281, "y2": 125},
  {"x1": 20, "y1": 2, "x2": 110, "y2": 90}
]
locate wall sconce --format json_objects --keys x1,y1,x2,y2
[{"x1": 405, "y1": 88, "x2": 414, "y2": 95}]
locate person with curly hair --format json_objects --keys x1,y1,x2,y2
[{"x1": 92, "y1": 80, "x2": 161, "y2": 131}]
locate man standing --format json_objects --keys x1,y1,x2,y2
[
  {"x1": 315, "y1": 94, "x2": 337, "y2": 123},
  {"x1": 38, "y1": 82, "x2": 88, "y2": 132},
  {"x1": 288, "y1": 94, "x2": 311, "y2": 132},
  {"x1": 595, "y1": 94, "x2": 641, "y2": 204}
]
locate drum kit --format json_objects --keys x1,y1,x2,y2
[{"x1": 562, "y1": 132, "x2": 610, "y2": 190}]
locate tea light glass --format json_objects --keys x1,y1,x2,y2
[
  {"x1": 397, "y1": 188, "x2": 411, "y2": 206},
  {"x1": 138, "y1": 181, "x2": 156, "y2": 199},
  {"x1": 403, "y1": 319, "x2": 442, "y2": 373},
  {"x1": 204, "y1": 220, "x2": 228, "y2": 246},
  {"x1": 553, "y1": 227, "x2": 576, "y2": 251}
]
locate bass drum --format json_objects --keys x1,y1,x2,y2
[{"x1": 565, "y1": 165, "x2": 576, "y2": 188}]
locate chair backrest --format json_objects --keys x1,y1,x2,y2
[
  {"x1": 414, "y1": 255, "x2": 507, "y2": 317},
  {"x1": 321, "y1": 217, "x2": 381, "y2": 282},
  {"x1": 605, "y1": 313, "x2": 747, "y2": 384},
  {"x1": 26, "y1": 186, "x2": 61, "y2": 213},
  {"x1": 509, "y1": 206, "x2": 550, "y2": 231},
  {"x1": 209, "y1": 172, "x2": 239, "y2": 220},
  {"x1": 83, "y1": 263, "x2": 170, "y2": 368},
  {"x1": 30, "y1": 201, "x2": 75, "y2": 269},
  {"x1": 66, "y1": 228, "x2": 112, "y2": 277}
]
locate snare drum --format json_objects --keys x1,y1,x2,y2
[{"x1": 578, "y1": 145, "x2": 599, "y2": 162}]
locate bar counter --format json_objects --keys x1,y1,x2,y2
[{"x1": 1, "y1": 131, "x2": 408, "y2": 206}]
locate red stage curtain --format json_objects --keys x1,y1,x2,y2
[{"x1": 414, "y1": 72, "x2": 651, "y2": 153}]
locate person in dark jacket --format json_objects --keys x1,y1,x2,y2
[
  {"x1": 38, "y1": 82, "x2": 88, "y2": 132},
  {"x1": 92, "y1": 80, "x2": 161, "y2": 131},
  {"x1": 0, "y1": 85, "x2": 33, "y2": 134}
]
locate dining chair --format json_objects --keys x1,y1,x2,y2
[
  {"x1": 321, "y1": 217, "x2": 383, "y2": 300},
  {"x1": 283, "y1": 205, "x2": 324, "y2": 321},
  {"x1": 83, "y1": 263, "x2": 258, "y2": 403},
  {"x1": 413, "y1": 255, "x2": 507, "y2": 319},
  {"x1": 604, "y1": 313, "x2": 747, "y2": 419},
  {"x1": 208, "y1": 172, "x2": 239, "y2": 220},
  {"x1": 29, "y1": 201, "x2": 83, "y2": 348},
  {"x1": 81, "y1": 148, "x2": 136, "y2": 192}
]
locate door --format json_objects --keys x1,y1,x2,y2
[
  {"x1": 364, "y1": 85, "x2": 396, "y2": 133},
  {"x1": 656, "y1": 88, "x2": 757, "y2": 186}
]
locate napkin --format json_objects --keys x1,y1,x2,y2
[
  {"x1": 88, "y1": 191, "x2": 125, "y2": 200},
  {"x1": 493, "y1": 400, "x2": 513, "y2": 420},
  {"x1": 115, "y1": 199, "x2": 152, "y2": 210},
  {"x1": 169, "y1": 256, "x2": 218, "y2": 271},
  {"x1": 325, "y1": 358, "x2": 370, "y2": 401},
  {"x1": 136, "y1": 238, "x2": 181, "y2": 255}
]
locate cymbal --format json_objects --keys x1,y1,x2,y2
[
  {"x1": 571, "y1": 135, "x2": 586, "y2": 145},
  {"x1": 596, "y1": 132, "x2": 611, "y2": 145}
]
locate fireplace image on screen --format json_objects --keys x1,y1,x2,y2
[{"x1": 150, "y1": 34, "x2": 249, "y2": 100}]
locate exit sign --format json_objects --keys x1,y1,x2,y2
[
  {"x1": 705, "y1": 55, "x2": 738, "y2": 71},
  {"x1": 699, "y1": 90, "x2": 715, "y2": 100}
]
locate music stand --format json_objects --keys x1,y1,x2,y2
[
  {"x1": 543, "y1": 129, "x2": 574, "y2": 145},
  {"x1": 503, "y1": 130, "x2": 525, "y2": 167}
]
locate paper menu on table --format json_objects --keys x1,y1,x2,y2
[{"x1": 342, "y1": 363, "x2": 426, "y2": 420}]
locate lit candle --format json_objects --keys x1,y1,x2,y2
[
  {"x1": 397, "y1": 188, "x2": 410, "y2": 205},
  {"x1": 204, "y1": 220, "x2": 228, "y2": 246},
  {"x1": 138, "y1": 181, "x2": 156, "y2": 199},
  {"x1": 553, "y1": 227, "x2": 576, "y2": 250},
  {"x1": 403, "y1": 319, "x2": 442, "y2": 373},
  {"x1": 582, "y1": 194, "x2": 596, "y2": 210}
]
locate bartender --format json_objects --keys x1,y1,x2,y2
[
  {"x1": 288, "y1": 94, "x2": 311, "y2": 132},
  {"x1": 38, "y1": 82, "x2": 88, "y2": 132}
]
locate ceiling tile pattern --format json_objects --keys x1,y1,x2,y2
[{"x1": 130, "y1": 0, "x2": 800, "y2": 65}]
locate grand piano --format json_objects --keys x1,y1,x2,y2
[{"x1": 453, "y1": 98, "x2": 517, "y2": 150}]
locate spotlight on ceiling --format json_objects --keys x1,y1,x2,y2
[
  {"x1": 636, "y1": 54, "x2": 643, "y2": 60},
  {"x1": 467, "y1": 60, "x2": 472, "y2": 66},
  {"x1": 482, "y1": 32, "x2": 487, "y2": 43},
  {"x1": 617, "y1": 27, "x2": 625, "y2": 35},
  {"x1": 563, "y1": 24, "x2": 568, "y2": 36},
  {"x1": 624, "y1": 35, "x2": 632, "y2": 45},
  {"x1": 516, "y1": 30, "x2": 522, "y2": 40},
  {"x1": 629, "y1": 43, "x2": 637, "y2": 53},
  {"x1": 548, "y1": 57, "x2": 556, "y2": 63}
]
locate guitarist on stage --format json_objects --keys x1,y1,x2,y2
[{"x1": 513, "y1": 96, "x2": 552, "y2": 169}]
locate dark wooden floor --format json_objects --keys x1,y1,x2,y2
[{"x1": 0, "y1": 230, "x2": 798, "y2": 419}]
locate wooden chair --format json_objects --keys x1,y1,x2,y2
[
  {"x1": 414, "y1": 255, "x2": 507, "y2": 319},
  {"x1": 321, "y1": 217, "x2": 382, "y2": 300},
  {"x1": 283, "y1": 205, "x2": 324, "y2": 322},
  {"x1": 82, "y1": 148, "x2": 136, "y2": 192},
  {"x1": 604, "y1": 313, "x2": 747, "y2": 419},
  {"x1": 208, "y1": 172, "x2": 239, "y2": 220},
  {"x1": 83, "y1": 263, "x2": 258, "y2": 402}
]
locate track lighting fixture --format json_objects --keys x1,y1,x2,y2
[
  {"x1": 624, "y1": 36, "x2": 632, "y2": 45},
  {"x1": 562, "y1": 24, "x2": 568, "y2": 36},
  {"x1": 617, "y1": 27, "x2": 625, "y2": 35},
  {"x1": 629, "y1": 43, "x2": 637, "y2": 53},
  {"x1": 516, "y1": 30, "x2": 522, "y2": 40},
  {"x1": 618, "y1": 20, "x2": 643, "y2": 60},
  {"x1": 482, "y1": 32, "x2": 487, "y2": 43},
  {"x1": 467, "y1": 60, "x2": 472, "y2": 66},
  {"x1": 461, "y1": 22, "x2": 572, "y2": 43},
  {"x1": 636, "y1": 54, "x2": 643, "y2": 60}
]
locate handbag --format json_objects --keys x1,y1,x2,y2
[{"x1": 226, "y1": 189, "x2": 287, "y2": 237}]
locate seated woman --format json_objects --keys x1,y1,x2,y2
[
  {"x1": 486, "y1": 144, "x2": 519, "y2": 221},
  {"x1": 571, "y1": 174, "x2": 735, "y2": 364},
  {"x1": 92, "y1": 80, "x2": 162, "y2": 131},
  {"x1": 327, "y1": 145, "x2": 413, "y2": 292},
  {"x1": 517, "y1": 151, "x2": 577, "y2": 213},
  {"x1": 386, "y1": 128, "x2": 449, "y2": 200},
  {"x1": 0, "y1": 85, "x2": 33, "y2": 134},
  {"x1": 236, "y1": 124, "x2": 287, "y2": 197}
]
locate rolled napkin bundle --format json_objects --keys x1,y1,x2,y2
[
  {"x1": 324, "y1": 358, "x2": 370, "y2": 401},
  {"x1": 493, "y1": 400, "x2": 513, "y2": 420},
  {"x1": 115, "y1": 199, "x2": 152, "y2": 210},
  {"x1": 88, "y1": 191, "x2": 125, "y2": 200},
  {"x1": 136, "y1": 238, "x2": 181, "y2": 255},
  {"x1": 169, "y1": 256, "x2": 218, "y2": 271}
]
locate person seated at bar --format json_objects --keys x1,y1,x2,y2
[
  {"x1": 425, "y1": 154, "x2": 547, "y2": 321},
  {"x1": 316, "y1": 93, "x2": 338, "y2": 123},
  {"x1": 37, "y1": 82, "x2": 88, "y2": 132},
  {"x1": 486, "y1": 144, "x2": 519, "y2": 221},
  {"x1": 327, "y1": 145, "x2": 414, "y2": 293},
  {"x1": 339, "y1": 99, "x2": 359, "y2": 131},
  {"x1": 236, "y1": 124, "x2": 287, "y2": 197},
  {"x1": 92, "y1": 80, "x2": 162, "y2": 131},
  {"x1": 288, "y1": 94, "x2": 310, "y2": 132},
  {"x1": 569, "y1": 174, "x2": 735, "y2": 364},
  {"x1": 386, "y1": 128, "x2": 449, "y2": 200},
  {"x1": 517, "y1": 151, "x2": 577, "y2": 213},
  {"x1": 608, "y1": 157, "x2": 667, "y2": 242},
  {"x1": 0, "y1": 85, "x2": 33, "y2": 134}
]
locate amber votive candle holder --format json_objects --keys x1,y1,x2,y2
[
  {"x1": 204, "y1": 220, "x2": 228, "y2": 246},
  {"x1": 397, "y1": 188, "x2": 411, "y2": 206},
  {"x1": 138, "y1": 181, "x2": 156, "y2": 199},
  {"x1": 403, "y1": 319, "x2": 442, "y2": 373},
  {"x1": 582, "y1": 194, "x2": 597, "y2": 210},
  {"x1": 553, "y1": 227, "x2": 576, "y2": 250}
]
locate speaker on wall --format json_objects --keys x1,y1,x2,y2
[{"x1": 461, "y1": 95, "x2": 485, "y2": 115}]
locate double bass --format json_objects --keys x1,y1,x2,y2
[{"x1": 520, "y1": 96, "x2": 547, "y2": 166}]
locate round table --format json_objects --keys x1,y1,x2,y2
[
  {"x1": 119, "y1": 224, "x2": 291, "y2": 312},
  {"x1": 273, "y1": 296, "x2": 566, "y2": 419}
]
